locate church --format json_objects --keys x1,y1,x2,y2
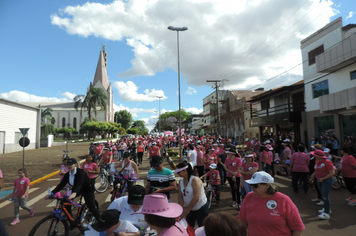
[{"x1": 23, "y1": 46, "x2": 114, "y2": 130}]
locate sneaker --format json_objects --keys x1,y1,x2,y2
[
  {"x1": 29, "y1": 207, "x2": 35, "y2": 217},
  {"x1": 230, "y1": 201, "x2": 237, "y2": 207},
  {"x1": 311, "y1": 198, "x2": 321, "y2": 202},
  {"x1": 110, "y1": 182, "x2": 113, "y2": 186},
  {"x1": 10, "y1": 218, "x2": 20, "y2": 226},
  {"x1": 348, "y1": 200, "x2": 356, "y2": 206},
  {"x1": 318, "y1": 213, "x2": 330, "y2": 220},
  {"x1": 318, "y1": 208, "x2": 331, "y2": 214},
  {"x1": 316, "y1": 201, "x2": 324, "y2": 206},
  {"x1": 346, "y1": 197, "x2": 352, "y2": 202}
]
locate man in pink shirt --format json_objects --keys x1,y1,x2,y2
[{"x1": 290, "y1": 145, "x2": 310, "y2": 194}]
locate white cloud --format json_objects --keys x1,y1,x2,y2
[
  {"x1": 0, "y1": 90, "x2": 72, "y2": 102},
  {"x1": 113, "y1": 103, "x2": 158, "y2": 117},
  {"x1": 113, "y1": 81, "x2": 167, "y2": 102},
  {"x1": 186, "y1": 87, "x2": 197, "y2": 95},
  {"x1": 62, "y1": 92, "x2": 77, "y2": 100},
  {"x1": 51, "y1": 0, "x2": 336, "y2": 88},
  {"x1": 346, "y1": 11, "x2": 355, "y2": 20},
  {"x1": 184, "y1": 107, "x2": 203, "y2": 114}
]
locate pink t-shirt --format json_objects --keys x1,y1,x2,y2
[
  {"x1": 81, "y1": 162, "x2": 98, "y2": 179},
  {"x1": 59, "y1": 164, "x2": 69, "y2": 182},
  {"x1": 204, "y1": 154, "x2": 217, "y2": 169},
  {"x1": 0, "y1": 169, "x2": 3, "y2": 178},
  {"x1": 102, "y1": 152, "x2": 113, "y2": 163},
  {"x1": 196, "y1": 151, "x2": 204, "y2": 166},
  {"x1": 206, "y1": 170, "x2": 221, "y2": 185},
  {"x1": 340, "y1": 155, "x2": 356, "y2": 178},
  {"x1": 260, "y1": 151, "x2": 268, "y2": 163},
  {"x1": 160, "y1": 222, "x2": 188, "y2": 236},
  {"x1": 14, "y1": 177, "x2": 30, "y2": 197},
  {"x1": 283, "y1": 147, "x2": 291, "y2": 158},
  {"x1": 213, "y1": 148, "x2": 223, "y2": 157},
  {"x1": 267, "y1": 151, "x2": 273, "y2": 165},
  {"x1": 290, "y1": 152, "x2": 310, "y2": 172},
  {"x1": 225, "y1": 156, "x2": 242, "y2": 178},
  {"x1": 242, "y1": 162, "x2": 258, "y2": 180},
  {"x1": 239, "y1": 192, "x2": 305, "y2": 236},
  {"x1": 314, "y1": 159, "x2": 334, "y2": 179}
]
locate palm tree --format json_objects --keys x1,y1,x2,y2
[
  {"x1": 73, "y1": 87, "x2": 108, "y2": 121},
  {"x1": 41, "y1": 107, "x2": 53, "y2": 125}
]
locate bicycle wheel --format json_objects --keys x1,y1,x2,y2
[
  {"x1": 29, "y1": 215, "x2": 69, "y2": 236},
  {"x1": 206, "y1": 190, "x2": 212, "y2": 209},
  {"x1": 94, "y1": 174, "x2": 108, "y2": 193},
  {"x1": 77, "y1": 200, "x2": 99, "y2": 233},
  {"x1": 332, "y1": 176, "x2": 342, "y2": 190}
]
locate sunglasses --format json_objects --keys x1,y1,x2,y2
[{"x1": 250, "y1": 183, "x2": 266, "y2": 188}]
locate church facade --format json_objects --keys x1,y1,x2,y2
[{"x1": 23, "y1": 46, "x2": 114, "y2": 130}]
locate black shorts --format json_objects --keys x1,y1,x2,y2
[{"x1": 343, "y1": 177, "x2": 356, "y2": 194}]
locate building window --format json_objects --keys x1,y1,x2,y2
[
  {"x1": 315, "y1": 116, "x2": 334, "y2": 138},
  {"x1": 73, "y1": 118, "x2": 77, "y2": 130},
  {"x1": 312, "y1": 80, "x2": 329, "y2": 98},
  {"x1": 350, "y1": 70, "x2": 356, "y2": 80},
  {"x1": 261, "y1": 99, "x2": 270, "y2": 110},
  {"x1": 62, "y1": 118, "x2": 66, "y2": 128},
  {"x1": 308, "y1": 45, "x2": 324, "y2": 66}
]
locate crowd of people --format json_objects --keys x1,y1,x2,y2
[{"x1": 2, "y1": 132, "x2": 356, "y2": 236}]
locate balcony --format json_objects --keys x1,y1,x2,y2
[
  {"x1": 250, "y1": 102, "x2": 305, "y2": 127},
  {"x1": 316, "y1": 34, "x2": 356, "y2": 73}
]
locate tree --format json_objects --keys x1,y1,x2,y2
[
  {"x1": 127, "y1": 128, "x2": 140, "y2": 135},
  {"x1": 131, "y1": 120, "x2": 149, "y2": 135},
  {"x1": 73, "y1": 87, "x2": 108, "y2": 121},
  {"x1": 41, "y1": 107, "x2": 54, "y2": 125},
  {"x1": 154, "y1": 110, "x2": 191, "y2": 132},
  {"x1": 115, "y1": 110, "x2": 133, "y2": 130}
]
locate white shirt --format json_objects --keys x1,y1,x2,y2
[
  {"x1": 69, "y1": 167, "x2": 77, "y2": 186},
  {"x1": 180, "y1": 175, "x2": 207, "y2": 211},
  {"x1": 84, "y1": 220, "x2": 138, "y2": 236},
  {"x1": 188, "y1": 150, "x2": 197, "y2": 167},
  {"x1": 108, "y1": 196, "x2": 147, "y2": 229}
]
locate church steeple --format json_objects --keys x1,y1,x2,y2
[{"x1": 92, "y1": 45, "x2": 109, "y2": 90}]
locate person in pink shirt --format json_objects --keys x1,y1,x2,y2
[
  {"x1": 239, "y1": 171, "x2": 304, "y2": 236},
  {"x1": 0, "y1": 169, "x2": 3, "y2": 191},
  {"x1": 290, "y1": 145, "x2": 310, "y2": 194},
  {"x1": 240, "y1": 154, "x2": 258, "y2": 193},
  {"x1": 309, "y1": 150, "x2": 334, "y2": 220},
  {"x1": 196, "y1": 146, "x2": 205, "y2": 177},
  {"x1": 200, "y1": 163, "x2": 221, "y2": 207},
  {"x1": 98, "y1": 148, "x2": 114, "y2": 185},
  {"x1": 223, "y1": 147, "x2": 242, "y2": 209},
  {"x1": 59, "y1": 157, "x2": 69, "y2": 182},
  {"x1": 335, "y1": 147, "x2": 356, "y2": 206},
  {"x1": 81, "y1": 154, "x2": 99, "y2": 183},
  {"x1": 203, "y1": 149, "x2": 217, "y2": 174},
  {"x1": 10, "y1": 168, "x2": 34, "y2": 226}
]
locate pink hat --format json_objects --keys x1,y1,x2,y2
[
  {"x1": 131, "y1": 193, "x2": 182, "y2": 218},
  {"x1": 310, "y1": 150, "x2": 326, "y2": 158},
  {"x1": 265, "y1": 144, "x2": 273, "y2": 150}
]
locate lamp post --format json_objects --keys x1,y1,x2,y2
[
  {"x1": 156, "y1": 96, "x2": 162, "y2": 134},
  {"x1": 168, "y1": 26, "x2": 188, "y2": 161}
]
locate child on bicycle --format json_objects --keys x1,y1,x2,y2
[
  {"x1": 200, "y1": 163, "x2": 221, "y2": 207},
  {"x1": 85, "y1": 209, "x2": 139, "y2": 236},
  {"x1": 113, "y1": 152, "x2": 139, "y2": 193},
  {"x1": 10, "y1": 168, "x2": 34, "y2": 226}
]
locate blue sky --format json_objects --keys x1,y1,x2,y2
[{"x1": 0, "y1": 0, "x2": 354, "y2": 130}]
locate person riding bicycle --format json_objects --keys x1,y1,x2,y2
[
  {"x1": 128, "y1": 142, "x2": 138, "y2": 164},
  {"x1": 98, "y1": 148, "x2": 115, "y2": 186},
  {"x1": 49, "y1": 158, "x2": 100, "y2": 229},
  {"x1": 113, "y1": 152, "x2": 139, "y2": 192}
]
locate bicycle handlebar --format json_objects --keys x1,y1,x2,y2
[{"x1": 48, "y1": 194, "x2": 82, "y2": 208}]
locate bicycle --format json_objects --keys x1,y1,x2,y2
[
  {"x1": 94, "y1": 164, "x2": 109, "y2": 193},
  {"x1": 29, "y1": 189, "x2": 98, "y2": 236},
  {"x1": 332, "y1": 172, "x2": 344, "y2": 190},
  {"x1": 204, "y1": 180, "x2": 216, "y2": 209},
  {"x1": 110, "y1": 173, "x2": 139, "y2": 202}
]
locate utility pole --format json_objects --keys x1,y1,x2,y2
[
  {"x1": 156, "y1": 96, "x2": 162, "y2": 133},
  {"x1": 206, "y1": 80, "x2": 221, "y2": 135}
]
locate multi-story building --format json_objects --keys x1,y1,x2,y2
[
  {"x1": 220, "y1": 90, "x2": 264, "y2": 144},
  {"x1": 301, "y1": 17, "x2": 356, "y2": 150},
  {"x1": 186, "y1": 114, "x2": 204, "y2": 135}
]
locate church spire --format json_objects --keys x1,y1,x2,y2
[{"x1": 92, "y1": 45, "x2": 109, "y2": 90}]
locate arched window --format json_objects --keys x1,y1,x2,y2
[
  {"x1": 62, "y1": 118, "x2": 66, "y2": 128},
  {"x1": 73, "y1": 117, "x2": 77, "y2": 130}
]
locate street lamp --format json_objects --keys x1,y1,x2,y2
[
  {"x1": 168, "y1": 25, "x2": 188, "y2": 161},
  {"x1": 156, "y1": 96, "x2": 162, "y2": 134}
]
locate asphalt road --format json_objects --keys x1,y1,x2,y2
[{"x1": 1, "y1": 157, "x2": 356, "y2": 236}]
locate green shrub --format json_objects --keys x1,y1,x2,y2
[{"x1": 167, "y1": 151, "x2": 178, "y2": 157}]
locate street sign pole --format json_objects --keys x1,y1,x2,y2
[{"x1": 19, "y1": 128, "x2": 30, "y2": 168}]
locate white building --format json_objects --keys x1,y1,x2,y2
[
  {"x1": 23, "y1": 46, "x2": 114, "y2": 130},
  {"x1": 0, "y1": 99, "x2": 41, "y2": 154},
  {"x1": 301, "y1": 17, "x2": 356, "y2": 150}
]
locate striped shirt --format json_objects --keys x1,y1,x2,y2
[{"x1": 147, "y1": 168, "x2": 175, "y2": 199}]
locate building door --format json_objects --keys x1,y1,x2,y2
[
  {"x1": 292, "y1": 92, "x2": 304, "y2": 111},
  {"x1": 0, "y1": 131, "x2": 5, "y2": 154}
]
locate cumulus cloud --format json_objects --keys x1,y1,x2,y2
[
  {"x1": 186, "y1": 87, "x2": 197, "y2": 95},
  {"x1": 346, "y1": 11, "x2": 354, "y2": 20},
  {"x1": 113, "y1": 81, "x2": 167, "y2": 102},
  {"x1": 113, "y1": 103, "x2": 158, "y2": 117},
  {"x1": 62, "y1": 92, "x2": 76, "y2": 100},
  {"x1": 184, "y1": 107, "x2": 203, "y2": 114},
  {"x1": 51, "y1": 0, "x2": 336, "y2": 88},
  {"x1": 0, "y1": 90, "x2": 72, "y2": 102}
]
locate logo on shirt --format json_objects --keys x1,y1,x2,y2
[
  {"x1": 212, "y1": 174, "x2": 216, "y2": 178},
  {"x1": 320, "y1": 163, "x2": 325, "y2": 168},
  {"x1": 266, "y1": 200, "x2": 277, "y2": 210},
  {"x1": 248, "y1": 167, "x2": 252, "y2": 171},
  {"x1": 159, "y1": 178, "x2": 164, "y2": 183},
  {"x1": 84, "y1": 164, "x2": 88, "y2": 168},
  {"x1": 232, "y1": 162, "x2": 236, "y2": 166},
  {"x1": 20, "y1": 180, "x2": 25, "y2": 184}
]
